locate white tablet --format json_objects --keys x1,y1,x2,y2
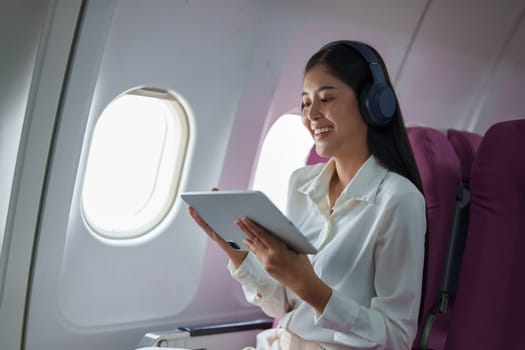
[{"x1": 181, "y1": 190, "x2": 317, "y2": 254}]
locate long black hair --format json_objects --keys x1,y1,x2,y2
[{"x1": 304, "y1": 41, "x2": 423, "y2": 194}]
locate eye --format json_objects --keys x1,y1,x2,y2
[
  {"x1": 320, "y1": 96, "x2": 334, "y2": 103},
  {"x1": 301, "y1": 100, "x2": 311, "y2": 111}
]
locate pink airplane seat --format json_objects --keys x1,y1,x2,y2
[
  {"x1": 444, "y1": 119, "x2": 525, "y2": 350},
  {"x1": 406, "y1": 127, "x2": 462, "y2": 350},
  {"x1": 413, "y1": 129, "x2": 484, "y2": 349},
  {"x1": 446, "y1": 129, "x2": 483, "y2": 184},
  {"x1": 306, "y1": 145, "x2": 329, "y2": 165},
  {"x1": 441, "y1": 128, "x2": 483, "y2": 305}
]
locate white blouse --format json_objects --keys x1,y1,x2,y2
[{"x1": 228, "y1": 155, "x2": 426, "y2": 350}]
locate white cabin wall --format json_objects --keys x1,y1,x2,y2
[
  {"x1": 396, "y1": 0, "x2": 525, "y2": 134},
  {"x1": 0, "y1": 1, "x2": 50, "y2": 348},
  {"x1": 24, "y1": 1, "x2": 268, "y2": 349},
  {"x1": 0, "y1": 0, "x2": 49, "y2": 269},
  {"x1": 471, "y1": 8, "x2": 525, "y2": 133},
  {"x1": 219, "y1": 0, "x2": 301, "y2": 190},
  {"x1": 0, "y1": 1, "x2": 84, "y2": 349}
]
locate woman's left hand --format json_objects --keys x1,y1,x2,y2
[{"x1": 235, "y1": 217, "x2": 332, "y2": 314}]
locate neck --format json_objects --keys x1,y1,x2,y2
[
  {"x1": 328, "y1": 152, "x2": 371, "y2": 211},
  {"x1": 332, "y1": 151, "x2": 371, "y2": 188}
]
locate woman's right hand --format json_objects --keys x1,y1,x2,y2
[{"x1": 187, "y1": 188, "x2": 248, "y2": 268}]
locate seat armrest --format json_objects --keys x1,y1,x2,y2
[
  {"x1": 178, "y1": 318, "x2": 273, "y2": 337},
  {"x1": 137, "y1": 318, "x2": 273, "y2": 348}
]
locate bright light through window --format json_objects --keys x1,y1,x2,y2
[
  {"x1": 82, "y1": 89, "x2": 189, "y2": 239},
  {"x1": 251, "y1": 114, "x2": 313, "y2": 212}
]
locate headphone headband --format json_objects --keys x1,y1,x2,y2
[{"x1": 339, "y1": 41, "x2": 378, "y2": 64}]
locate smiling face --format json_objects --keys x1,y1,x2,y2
[{"x1": 301, "y1": 64, "x2": 369, "y2": 161}]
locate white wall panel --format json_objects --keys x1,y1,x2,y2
[
  {"x1": 26, "y1": 1, "x2": 266, "y2": 349},
  {"x1": 0, "y1": 0, "x2": 49, "y2": 276},
  {"x1": 473, "y1": 8, "x2": 525, "y2": 133},
  {"x1": 397, "y1": 0, "x2": 525, "y2": 133}
]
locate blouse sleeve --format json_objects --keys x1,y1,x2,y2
[
  {"x1": 227, "y1": 252, "x2": 290, "y2": 318},
  {"x1": 314, "y1": 191, "x2": 426, "y2": 349}
]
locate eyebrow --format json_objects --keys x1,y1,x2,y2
[{"x1": 301, "y1": 85, "x2": 337, "y2": 96}]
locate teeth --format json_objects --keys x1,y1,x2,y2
[{"x1": 314, "y1": 127, "x2": 332, "y2": 135}]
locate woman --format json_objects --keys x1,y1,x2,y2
[{"x1": 189, "y1": 40, "x2": 426, "y2": 350}]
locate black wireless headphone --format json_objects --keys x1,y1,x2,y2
[{"x1": 324, "y1": 40, "x2": 397, "y2": 127}]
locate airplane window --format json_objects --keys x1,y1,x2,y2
[
  {"x1": 81, "y1": 89, "x2": 189, "y2": 239},
  {"x1": 251, "y1": 114, "x2": 313, "y2": 211}
]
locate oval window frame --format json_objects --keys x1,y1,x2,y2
[{"x1": 80, "y1": 87, "x2": 189, "y2": 240}]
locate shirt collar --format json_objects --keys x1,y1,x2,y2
[{"x1": 298, "y1": 155, "x2": 388, "y2": 204}]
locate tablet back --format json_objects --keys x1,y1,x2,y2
[{"x1": 181, "y1": 190, "x2": 317, "y2": 254}]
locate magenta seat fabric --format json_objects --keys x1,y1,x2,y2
[
  {"x1": 406, "y1": 127, "x2": 462, "y2": 350},
  {"x1": 306, "y1": 146, "x2": 330, "y2": 165},
  {"x1": 446, "y1": 129, "x2": 482, "y2": 182},
  {"x1": 444, "y1": 119, "x2": 525, "y2": 350}
]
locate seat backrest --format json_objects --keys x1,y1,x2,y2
[
  {"x1": 439, "y1": 129, "x2": 483, "y2": 298},
  {"x1": 446, "y1": 129, "x2": 483, "y2": 184},
  {"x1": 444, "y1": 119, "x2": 525, "y2": 350},
  {"x1": 406, "y1": 127, "x2": 462, "y2": 350}
]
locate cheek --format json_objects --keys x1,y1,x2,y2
[
  {"x1": 301, "y1": 115, "x2": 310, "y2": 129},
  {"x1": 340, "y1": 104, "x2": 366, "y2": 128}
]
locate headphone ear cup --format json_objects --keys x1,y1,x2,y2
[
  {"x1": 358, "y1": 83, "x2": 374, "y2": 126},
  {"x1": 362, "y1": 82, "x2": 396, "y2": 127}
]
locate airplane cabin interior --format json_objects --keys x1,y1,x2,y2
[{"x1": 1, "y1": 0, "x2": 524, "y2": 349}]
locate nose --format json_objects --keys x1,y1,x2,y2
[{"x1": 307, "y1": 99, "x2": 321, "y2": 121}]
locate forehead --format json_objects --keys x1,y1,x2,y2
[{"x1": 302, "y1": 64, "x2": 350, "y2": 94}]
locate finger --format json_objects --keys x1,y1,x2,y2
[
  {"x1": 188, "y1": 206, "x2": 223, "y2": 239},
  {"x1": 242, "y1": 217, "x2": 294, "y2": 254},
  {"x1": 242, "y1": 239, "x2": 255, "y2": 256},
  {"x1": 187, "y1": 205, "x2": 252, "y2": 261},
  {"x1": 188, "y1": 206, "x2": 208, "y2": 228},
  {"x1": 239, "y1": 217, "x2": 271, "y2": 249},
  {"x1": 235, "y1": 218, "x2": 254, "y2": 239}
]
